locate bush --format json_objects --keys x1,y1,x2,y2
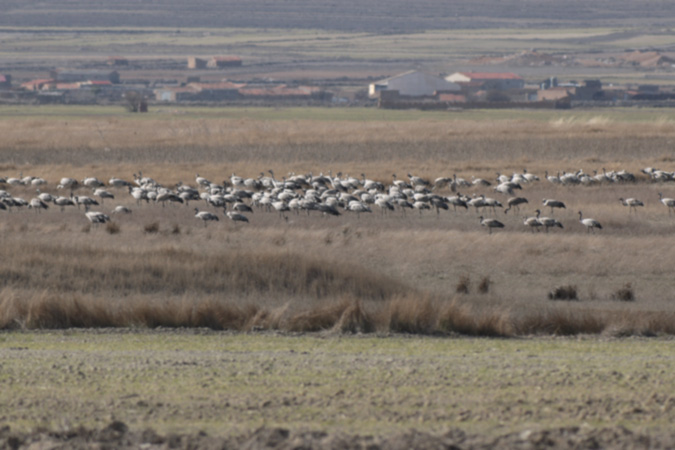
[
  {"x1": 478, "y1": 276, "x2": 491, "y2": 294},
  {"x1": 548, "y1": 285, "x2": 578, "y2": 301},
  {"x1": 144, "y1": 222, "x2": 160, "y2": 234},
  {"x1": 456, "y1": 275, "x2": 471, "y2": 294},
  {"x1": 612, "y1": 283, "x2": 635, "y2": 302}
]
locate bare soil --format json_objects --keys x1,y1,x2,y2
[
  {"x1": 3, "y1": 422, "x2": 675, "y2": 449},
  {"x1": 1, "y1": 331, "x2": 675, "y2": 449}
]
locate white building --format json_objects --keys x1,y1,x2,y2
[
  {"x1": 445, "y1": 72, "x2": 524, "y2": 90},
  {"x1": 369, "y1": 71, "x2": 460, "y2": 98}
]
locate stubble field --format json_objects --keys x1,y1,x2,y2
[{"x1": 1, "y1": 106, "x2": 675, "y2": 447}]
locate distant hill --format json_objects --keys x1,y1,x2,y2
[{"x1": 2, "y1": 0, "x2": 674, "y2": 32}]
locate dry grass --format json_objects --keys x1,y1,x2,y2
[
  {"x1": 1, "y1": 111, "x2": 675, "y2": 336},
  {"x1": 2, "y1": 115, "x2": 675, "y2": 185}
]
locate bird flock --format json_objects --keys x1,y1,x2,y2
[{"x1": 1, "y1": 166, "x2": 675, "y2": 234}]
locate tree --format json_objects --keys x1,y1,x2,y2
[{"x1": 124, "y1": 91, "x2": 147, "y2": 113}]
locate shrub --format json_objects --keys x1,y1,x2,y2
[
  {"x1": 478, "y1": 276, "x2": 491, "y2": 294},
  {"x1": 548, "y1": 285, "x2": 578, "y2": 301},
  {"x1": 612, "y1": 283, "x2": 635, "y2": 302},
  {"x1": 144, "y1": 222, "x2": 160, "y2": 234},
  {"x1": 456, "y1": 275, "x2": 471, "y2": 294}
]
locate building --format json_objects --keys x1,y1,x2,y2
[
  {"x1": 369, "y1": 71, "x2": 460, "y2": 98},
  {"x1": 0, "y1": 74, "x2": 11, "y2": 89},
  {"x1": 538, "y1": 87, "x2": 574, "y2": 101},
  {"x1": 446, "y1": 72, "x2": 525, "y2": 90},
  {"x1": 187, "y1": 57, "x2": 207, "y2": 69},
  {"x1": 154, "y1": 81, "x2": 245, "y2": 102},
  {"x1": 50, "y1": 70, "x2": 120, "y2": 84},
  {"x1": 21, "y1": 79, "x2": 56, "y2": 91},
  {"x1": 575, "y1": 80, "x2": 603, "y2": 101},
  {"x1": 207, "y1": 56, "x2": 243, "y2": 68}
]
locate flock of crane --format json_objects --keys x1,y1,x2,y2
[{"x1": 1, "y1": 167, "x2": 675, "y2": 234}]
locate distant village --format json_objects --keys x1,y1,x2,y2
[{"x1": 2, "y1": 50, "x2": 675, "y2": 110}]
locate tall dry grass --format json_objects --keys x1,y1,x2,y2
[{"x1": 3, "y1": 288, "x2": 673, "y2": 337}]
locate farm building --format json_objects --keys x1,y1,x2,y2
[
  {"x1": 50, "y1": 70, "x2": 120, "y2": 84},
  {"x1": 538, "y1": 86, "x2": 574, "y2": 101},
  {"x1": 369, "y1": 71, "x2": 460, "y2": 98},
  {"x1": 187, "y1": 57, "x2": 207, "y2": 69},
  {"x1": 207, "y1": 56, "x2": 243, "y2": 68},
  {"x1": 154, "y1": 81, "x2": 244, "y2": 102},
  {"x1": 21, "y1": 79, "x2": 56, "y2": 91},
  {"x1": 446, "y1": 72, "x2": 525, "y2": 90},
  {"x1": 0, "y1": 74, "x2": 11, "y2": 89}
]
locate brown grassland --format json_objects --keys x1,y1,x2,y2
[{"x1": 1, "y1": 107, "x2": 675, "y2": 337}]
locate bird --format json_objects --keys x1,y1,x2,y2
[
  {"x1": 507, "y1": 197, "x2": 529, "y2": 212},
  {"x1": 619, "y1": 197, "x2": 644, "y2": 213},
  {"x1": 94, "y1": 189, "x2": 115, "y2": 203},
  {"x1": 82, "y1": 177, "x2": 104, "y2": 188},
  {"x1": 109, "y1": 177, "x2": 132, "y2": 188},
  {"x1": 53, "y1": 196, "x2": 75, "y2": 212},
  {"x1": 194, "y1": 208, "x2": 219, "y2": 226},
  {"x1": 28, "y1": 198, "x2": 49, "y2": 213},
  {"x1": 658, "y1": 193, "x2": 675, "y2": 215},
  {"x1": 523, "y1": 211, "x2": 543, "y2": 233},
  {"x1": 226, "y1": 211, "x2": 249, "y2": 224},
  {"x1": 578, "y1": 211, "x2": 602, "y2": 233},
  {"x1": 536, "y1": 211, "x2": 564, "y2": 233},
  {"x1": 112, "y1": 205, "x2": 132, "y2": 214},
  {"x1": 348, "y1": 201, "x2": 372, "y2": 218},
  {"x1": 195, "y1": 173, "x2": 211, "y2": 187},
  {"x1": 479, "y1": 216, "x2": 504, "y2": 234},
  {"x1": 231, "y1": 202, "x2": 254, "y2": 213},
  {"x1": 85, "y1": 211, "x2": 110, "y2": 226},
  {"x1": 542, "y1": 199, "x2": 566, "y2": 214},
  {"x1": 72, "y1": 195, "x2": 99, "y2": 209}
]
